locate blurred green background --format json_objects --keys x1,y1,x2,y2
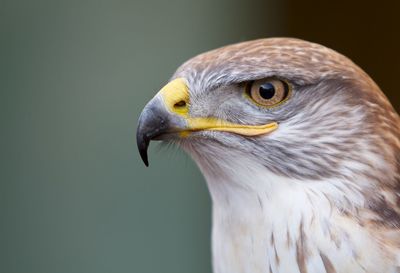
[{"x1": 0, "y1": 0, "x2": 398, "y2": 272}]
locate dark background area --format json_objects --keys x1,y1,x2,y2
[
  {"x1": 1, "y1": 0, "x2": 398, "y2": 273},
  {"x1": 287, "y1": 0, "x2": 400, "y2": 108}
]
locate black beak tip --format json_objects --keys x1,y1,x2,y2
[
  {"x1": 136, "y1": 131, "x2": 150, "y2": 167},
  {"x1": 136, "y1": 103, "x2": 169, "y2": 167},
  {"x1": 139, "y1": 148, "x2": 149, "y2": 167}
]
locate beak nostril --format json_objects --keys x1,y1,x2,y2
[{"x1": 174, "y1": 100, "x2": 187, "y2": 108}]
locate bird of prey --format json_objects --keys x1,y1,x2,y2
[{"x1": 136, "y1": 38, "x2": 400, "y2": 273}]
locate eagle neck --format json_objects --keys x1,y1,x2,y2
[{"x1": 187, "y1": 149, "x2": 378, "y2": 273}]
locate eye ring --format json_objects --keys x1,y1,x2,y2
[{"x1": 245, "y1": 78, "x2": 291, "y2": 108}]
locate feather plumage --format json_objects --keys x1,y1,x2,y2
[{"x1": 137, "y1": 38, "x2": 400, "y2": 273}]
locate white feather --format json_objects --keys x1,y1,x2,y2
[{"x1": 183, "y1": 143, "x2": 398, "y2": 273}]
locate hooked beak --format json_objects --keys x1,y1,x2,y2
[{"x1": 136, "y1": 78, "x2": 278, "y2": 166}]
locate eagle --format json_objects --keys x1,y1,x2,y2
[{"x1": 136, "y1": 38, "x2": 400, "y2": 273}]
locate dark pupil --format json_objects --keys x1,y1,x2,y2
[{"x1": 259, "y1": 83, "x2": 275, "y2": 100}]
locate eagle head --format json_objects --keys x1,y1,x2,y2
[{"x1": 136, "y1": 38, "x2": 400, "y2": 273}]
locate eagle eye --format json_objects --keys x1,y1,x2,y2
[{"x1": 246, "y1": 78, "x2": 291, "y2": 107}]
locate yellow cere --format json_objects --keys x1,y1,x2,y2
[
  {"x1": 159, "y1": 78, "x2": 190, "y2": 116},
  {"x1": 158, "y1": 78, "x2": 279, "y2": 137}
]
